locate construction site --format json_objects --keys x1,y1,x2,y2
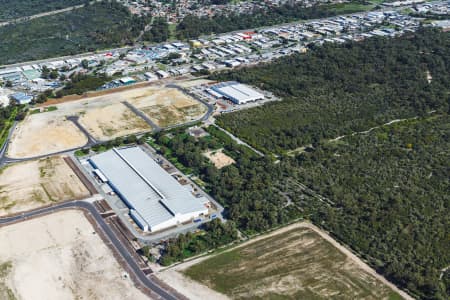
[
  {"x1": 127, "y1": 86, "x2": 208, "y2": 128},
  {"x1": 0, "y1": 210, "x2": 149, "y2": 300},
  {"x1": 6, "y1": 84, "x2": 208, "y2": 159},
  {"x1": 0, "y1": 156, "x2": 91, "y2": 216}
]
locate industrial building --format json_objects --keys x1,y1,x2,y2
[
  {"x1": 10, "y1": 92, "x2": 33, "y2": 105},
  {"x1": 119, "y1": 77, "x2": 136, "y2": 85},
  {"x1": 211, "y1": 81, "x2": 264, "y2": 104},
  {"x1": 89, "y1": 147, "x2": 209, "y2": 232}
]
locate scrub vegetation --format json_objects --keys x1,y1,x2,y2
[
  {"x1": 213, "y1": 28, "x2": 450, "y2": 154},
  {"x1": 0, "y1": 0, "x2": 85, "y2": 21},
  {"x1": 157, "y1": 29, "x2": 450, "y2": 299}
]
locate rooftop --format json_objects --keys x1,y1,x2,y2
[{"x1": 89, "y1": 147, "x2": 206, "y2": 229}]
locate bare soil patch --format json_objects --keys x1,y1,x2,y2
[
  {"x1": 9, "y1": 88, "x2": 157, "y2": 158},
  {"x1": 127, "y1": 87, "x2": 207, "y2": 127},
  {"x1": 10, "y1": 85, "x2": 205, "y2": 158},
  {"x1": 176, "y1": 79, "x2": 215, "y2": 88},
  {"x1": 0, "y1": 156, "x2": 90, "y2": 216},
  {"x1": 78, "y1": 102, "x2": 150, "y2": 140},
  {"x1": 0, "y1": 210, "x2": 149, "y2": 300},
  {"x1": 38, "y1": 81, "x2": 155, "y2": 107},
  {"x1": 7, "y1": 114, "x2": 87, "y2": 158},
  {"x1": 203, "y1": 149, "x2": 235, "y2": 169},
  {"x1": 178, "y1": 222, "x2": 406, "y2": 300},
  {"x1": 158, "y1": 268, "x2": 229, "y2": 300}
]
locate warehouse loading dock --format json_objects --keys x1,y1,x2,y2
[{"x1": 88, "y1": 146, "x2": 209, "y2": 232}]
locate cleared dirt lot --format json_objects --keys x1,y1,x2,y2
[
  {"x1": 9, "y1": 96, "x2": 151, "y2": 158},
  {"x1": 176, "y1": 79, "x2": 215, "y2": 88},
  {"x1": 7, "y1": 113, "x2": 87, "y2": 158},
  {"x1": 203, "y1": 149, "x2": 235, "y2": 169},
  {"x1": 8, "y1": 85, "x2": 204, "y2": 158},
  {"x1": 0, "y1": 210, "x2": 149, "y2": 300},
  {"x1": 127, "y1": 87, "x2": 207, "y2": 127},
  {"x1": 0, "y1": 156, "x2": 90, "y2": 216},
  {"x1": 78, "y1": 102, "x2": 150, "y2": 140},
  {"x1": 169, "y1": 223, "x2": 405, "y2": 300}
]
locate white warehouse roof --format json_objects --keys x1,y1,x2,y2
[
  {"x1": 89, "y1": 147, "x2": 207, "y2": 232},
  {"x1": 212, "y1": 81, "x2": 264, "y2": 104}
]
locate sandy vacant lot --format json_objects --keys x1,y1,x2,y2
[
  {"x1": 8, "y1": 93, "x2": 152, "y2": 158},
  {"x1": 8, "y1": 85, "x2": 204, "y2": 158},
  {"x1": 176, "y1": 79, "x2": 214, "y2": 88},
  {"x1": 8, "y1": 114, "x2": 87, "y2": 159},
  {"x1": 0, "y1": 210, "x2": 149, "y2": 300},
  {"x1": 128, "y1": 87, "x2": 207, "y2": 127},
  {"x1": 203, "y1": 149, "x2": 235, "y2": 169},
  {"x1": 78, "y1": 102, "x2": 151, "y2": 140},
  {"x1": 0, "y1": 156, "x2": 90, "y2": 216},
  {"x1": 162, "y1": 222, "x2": 407, "y2": 300}
]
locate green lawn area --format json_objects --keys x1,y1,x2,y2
[{"x1": 184, "y1": 226, "x2": 400, "y2": 299}]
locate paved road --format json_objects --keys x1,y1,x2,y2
[
  {"x1": 163, "y1": 84, "x2": 215, "y2": 131},
  {"x1": 122, "y1": 101, "x2": 162, "y2": 132},
  {"x1": 0, "y1": 86, "x2": 214, "y2": 168},
  {"x1": 0, "y1": 201, "x2": 180, "y2": 300},
  {"x1": 67, "y1": 115, "x2": 97, "y2": 145}
]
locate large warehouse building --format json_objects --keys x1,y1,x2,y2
[
  {"x1": 211, "y1": 81, "x2": 264, "y2": 104},
  {"x1": 89, "y1": 147, "x2": 208, "y2": 232}
]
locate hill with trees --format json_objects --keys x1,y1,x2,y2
[
  {"x1": 0, "y1": 1, "x2": 149, "y2": 64},
  {"x1": 0, "y1": 0, "x2": 86, "y2": 21}
]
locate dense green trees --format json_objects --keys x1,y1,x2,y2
[
  {"x1": 0, "y1": 1, "x2": 147, "y2": 64},
  {"x1": 156, "y1": 29, "x2": 449, "y2": 298},
  {"x1": 57, "y1": 73, "x2": 110, "y2": 97},
  {"x1": 157, "y1": 115, "x2": 450, "y2": 298},
  {"x1": 214, "y1": 28, "x2": 450, "y2": 153},
  {"x1": 0, "y1": 0, "x2": 86, "y2": 21},
  {"x1": 0, "y1": 105, "x2": 24, "y2": 148},
  {"x1": 143, "y1": 17, "x2": 169, "y2": 43},
  {"x1": 159, "y1": 219, "x2": 238, "y2": 265},
  {"x1": 153, "y1": 126, "x2": 298, "y2": 234},
  {"x1": 285, "y1": 115, "x2": 450, "y2": 299}
]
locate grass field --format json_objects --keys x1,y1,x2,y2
[{"x1": 184, "y1": 225, "x2": 401, "y2": 300}]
